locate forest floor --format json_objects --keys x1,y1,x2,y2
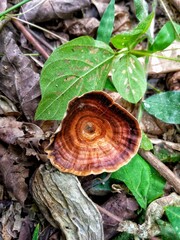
[{"x1": 0, "y1": 0, "x2": 180, "y2": 240}]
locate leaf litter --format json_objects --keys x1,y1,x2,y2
[{"x1": 0, "y1": 0, "x2": 180, "y2": 239}]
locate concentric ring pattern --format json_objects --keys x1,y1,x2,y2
[{"x1": 46, "y1": 91, "x2": 142, "y2": 176}]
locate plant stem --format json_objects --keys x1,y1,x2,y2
[
  {"x1": 139, "y1": 149, "x2": 180, "y2": 194},
  {"x1": 147, "y1": 83, "x2": 162, "y2": 93},
  {"x1": 0, "y1": 0, "x2": 31, "y2": 18},
  {"x1": 130, "y1": 49, "x2": 180, "y2": 62}
]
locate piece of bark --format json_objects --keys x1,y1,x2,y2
[
  {"x1": 117, "y1": 193, "x2": 180, "y2": 238},
  {"x1": 31, "y1": 163, "x2": 104, "y2": 240}
]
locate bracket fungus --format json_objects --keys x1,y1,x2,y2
[{"x1": 46, "y1": 91, "x2": 142, "y2": 176}]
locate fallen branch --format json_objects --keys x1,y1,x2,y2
[
  {"x1": 139, "y1": 149, "x2": 180, "y2": 194},
  {"x1": 12, "y1": 18, "x2": 49, "y2": 59}
]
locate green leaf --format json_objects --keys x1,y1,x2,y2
[
  {"x1": 96, "y1": 0, "x2": 115, "y2": 44},
  {"x1": 134, "y1": 0, "x2": 148, "y2": 21},
  {"x1": 143, "y1": 91, "x2": 180, "y2": 124},
  {"x1": 35, "y1": 36, "x2": 115, "y2": 120},
  {"x1": 157, "y1": 219, "x2": 179, "y2": 240},
  {"x1": 111, "y1": 154, "x2": 165, "y2": 209},
  {"x1": 149, "y1": 21, "x2": 176, "y2": 52},
  {"x1": 104, "y1": 78, "x2": 117, "y2": 91},
  {"x1": 134, "y1": 0, "x2": 154, "y2": 44},
  {"x1": 32, "y1": 223, "x2": 40, "y2": 240},
  {"x1": 112, "y1": 54, "x2": 147, "y2": 103},
  {"x1": 147, "y1": 166, "x2": 165, "y2": 203},
  {"x1": 153, "y1": 145, "x2": 180, "y2": 163},
  {"x1": 110, "y1": 12, "x2": 154, "y2": 49},
  {"x1": 140, "y1": 131, "x2": 153, "y2": 150},
  {"x1": 173, "y1": 21, "x2": 180, "y2": 38},
  {"x1": 165, "y1": 206, "x2": 180, "y2": 238}
]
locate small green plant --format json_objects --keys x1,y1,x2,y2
[
  {"x1": 32, "y1": 223, "x2": 40, "y2": 240},
  {"x1": 0, "y1": 0, "x2": 31, "y2": 19},
  {"x1": 35, "y1": 0, "x2": 180, "y2": 121}
]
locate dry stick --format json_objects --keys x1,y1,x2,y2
[
  {"x1": 12, "y1": 18, "x2": 49, "y2": 60},
  {"x1": 28, "y1": 28, "x2": 54, "y2": 52},
  {"x1": 96, "y1": 204, "x2": 122, "y2": 223},
  {"x1": 139, "y1": 149, "x2": 180, "y2": 194}
]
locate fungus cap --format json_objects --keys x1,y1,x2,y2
[{"x1": 46, "y1": 91, "x2": 142, "y2": 176}]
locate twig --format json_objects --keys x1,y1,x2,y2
[
  {"x1": 12, "y1": 16, "x2": 68, "y2": 43},
  {"x1": 12, "y1": 18, "x2": 49, "y2": 60},
  {"x1": 139, "y1": 149, "x2": 180, "y2": 194},
  {"x1": 28, "y1": 29, "x2": 54, "y2": 52},
  {"x1": 95, "y1": 203, "x2": 122, "y2": 222}
]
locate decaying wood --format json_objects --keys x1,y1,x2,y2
[
  {"x1": 139, "y1": 149, "x2": 180, "y2": 194},
  {"x1": 117, "y1": 192, "x2": 180, "y2": 238},
  {"x1": 31, "y1": 163, "x2": 104, "y2": 240}
]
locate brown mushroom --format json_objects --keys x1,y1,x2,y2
[{"x1": 46, "y1": 91, "x2": 142, "y2": 176}]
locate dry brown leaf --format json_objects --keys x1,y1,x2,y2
[
  {"x1": 92, "y1": 0, "x2": 130, "y2": 34},
  {"x1": 140, "y1": 111, "x2": 173, "y2": 136},
  {"x1": 147, "y1": 41, "x2": 180, "y2": 74},
  {"x1": 0, "y1": 0, "x2": 7, "y2": 12},
  {"x1": 101, "y1": 192, "x2": 138, "y2": 240},
  {"x1": 166, "y1": 71, "x2": 180, "y2": 91},
  {"x1": 63, "y1": 17, "x2": 99, "y2": 37},
  {"x1": 21, "y1": 0, "x2": 91, "y2": 23},
  {"x1": 0, "y1": 117, "x2": 24, "y2": 144},
  {"x1": 0, "y1": 145, "x2": 29, "y2": 204},
  {"x1": 92, "y1": 1, "x2": 108, "y2": 17},
  {"x1": 0, "y1": 202, "x2": 23, "y2": 239},
  {"x1": 171, "y1": 0, "x2": 180, "y2": 12},
  {"x1": 18, "y1": 217, "x2": 33, "y2": 240},
  {"x1": 0, "y1": 95, "x2": 20, "y2": 116},
  {"x1": 32, "y1": 163, "x2": 104, "y2": 240},
  {"x1": 17, "y1": 122, "x2": 44, "y2": 156},
  {"x1": 0, "y1": 117, "x2": 44, "y2": 150},
  {"x1": 113, "y1": 4, "x2": 131, "y2": 34},
  {"x1": 0, "y1": 28, "x2": 40, "y2": 121}
]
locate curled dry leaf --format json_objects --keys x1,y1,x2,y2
[
  {"x1": 0, "y1": 29, "x2": 40, "y2": 121},
  {"x1": 0, "y1": 117, "x2": 44, "y2": 156},
  {"x1": 21, "y1": 0, "x2": 91, "y2": 23},
  {"x1": 18, "y1": 217, "x2": 33, "y2": 240},
  {"x1": 63, "y1": 17, "x2": 99, "y2": 37},
  {"x1": 0, "y1": 145, "x2": 29, "y2": 205},
  {"x1": 117, "y1": 192, "x2": 180, "y2": 238},
  {"x1": 92, "y1": 0, "x2": 130, "y2": 34},
  {"x1": 31, "y1": 163, "x2": 104, "y2": 240},
  {"x1": 17, "y1": 122, "x2": 44, "y2": 153},
  {"x1": 0, "y1": 95, "x2": 20, "y2": 116},
  {"x1": 113, "y1": 5, "x2": 131, "y2": 34},
  {"x1": 166, "y1": 71, "x2": 180, "y2": 91},
  {"x1": 140, "y1": 111, "x2": 173, "y2": 136},
  {"x1": 0, "y1": 202, "x2": 23, "y2": 239},
  {"x1": 0, "y1": 117, "x2": 24, "y2": 144}
]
